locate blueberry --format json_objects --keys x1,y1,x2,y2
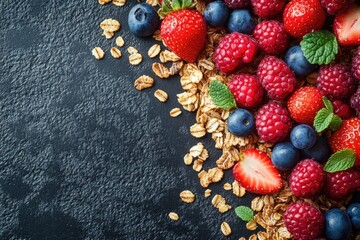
[
  {"x1": 290, "y1": 124, "x2": 317, "y2": 150},
  {"x1": 227, "y1": 9, "x2": 256, "y2": 34},
  {"x1": 204, "y1": 1, "x2": 230, "y2": 28},
  {"x1": 325, "y1": 208, "x2": 352, "y2": 240},
  {"x1": 347, "y1": 203, "x2": 360, "y2": 230},
  {"x1": 228, "y1": 108, "x2": 254, "y2": 136},
  {"x1": 271, "y1": 142, "x2": 301, "y2": 171},
  {"x1": 284, "y1": 45, "x2": 316, "y2": 77},
  {"x1": 301, "y1": 136, "x2": 331, "y2": 164},
  {"x1": 128, "y1": 3, "x2": 160, "y2": 37}
]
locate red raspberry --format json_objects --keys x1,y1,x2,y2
[
  {"x1": 257, "y1": 56, "x2": 296, "y2": 100},
  {"x1": 253, "y1": 20, "x2": 289, "y2": 55},
  {"x1": 255, "y1": 101, "x2": 293, "y2": 143},
  {"x1": 352, "y1": 46, "x2": 360, "y2": 80},
  {"x1": 227, "y1": 74, "x2": 264, "y2": 109},
  {"x1": 324, "y1": 168, "x2": 360, "y2": 200},
  {"x1": 284, "y1": 201, "x2": 324, "y2": 240},
  {"x1": 316, "y1": 64, "x2": 356, "y2": 99},
  {"x1": 351, "y1": 86, "x2": 360, "y2": 117},
  {"x1": 214, "y1": 32, "x2": 258, "y2": 74},
  {"x1": 321, "y1": 0, "x2": 351, "y2": 14},
  {"x1": 251, "y1": 0, "x2": 286, "y2": 18},
  {"x1": 332, "y1": 99, "x2": 353, "y2": 119},
  {"x1": 223, "y1": 0, "x2": 249, "y2": 9},
  {"x1": 289, "y1": 159, "x2": 325, "y2": 198}
]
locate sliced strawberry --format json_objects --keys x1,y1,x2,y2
[
  {"x1": 333, "y1": 4, "x2": 360, "y2": 46},
  {"x1": 233, "y1": 149, "x2": 282, "y2": 194}
]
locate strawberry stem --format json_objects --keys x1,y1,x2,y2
[{"x1": 159, "y1": 0, "x2": 195, "y2": 18}]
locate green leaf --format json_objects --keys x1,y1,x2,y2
[
  {"x1": 300, "y1": 30, "x2": 338, "y2": 65},
  {"x1": 172, "y1": 0, "x2": 181, "y2": 10},
  {"x1": 314, "y1": 108, "x2": 333, "y2": 132},
  {"x1": 322, "y1": 96, "x2": 333, "y2": 113},
  {"x1": 329, "y1": 115, "x2": 342, "y2": 131},
  {"x1": 235, "y1": 206, "x2": 253, "y2": 222},
  {"x1": 209, "y1": 80, "x2": 236, "y2": 110},
  {"x1": 324, "y1": 149, "x2": 356, "y2": 173}
]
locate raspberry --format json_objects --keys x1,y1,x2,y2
[
  {"x1": 257, "y1": 56, "x2": 296, "y2": 100},
  {"x1": 227, "y1": 74, "x2": 264, "y2": 109},
  {"x1": 316, "y1": 64, "x2": 356, "y2": 99},
  {"x1": 351, "y1": 86, "x2": 360, "y2": 117},
  {"x1": 214, "y1": 32, "x2": 258, "y2": 74},
  {"x1": 253, "y1": 20, "x2": 289, "y2": 55},
  {"x1": 324, "y1": 168, "x2": 360, "y2": 200},
  {"x1": 332, "y1": 99, "x2": 353, "y2": 119},
  {"x1": 289, "y1": 159, "x2": 325, "y2": 198},
  {"x1": 223, "y1": 0, "x2": 249, "y2": 9},
  {"x1": 321, "y1": 0, "x2": 350, "y2": 14},
  {"x1": 284, "y1": 201, "x2": 324, "y2": 240},
  {"x1": 255, "y1": 101, "x2": 293, "y2": 143},
  {"x1": 251, "y1": 0, "x2": 286, "y2": 18},
  {"x1": 352, "y1": 46, "x2": 360, "y2": 80}
]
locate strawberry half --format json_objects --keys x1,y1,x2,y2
[
  {"x1": 233, "y1": 149, "x2": 282, "y2": 195},
  {"x1": 333, "y1": 4, "x2": 360, "y2": 46}
]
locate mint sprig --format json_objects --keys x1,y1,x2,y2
[
  {"x1": 324, "y1": 149, "x2": 356, "y2": 173},
  {"x1": 209, "y1": 80, "x2": 236, "y2": 110},
  {"x1": 314, "y1": 97, "x2": 342, "y2": 132},
  {"x1": 300, "y1": 30, "x2": 338, "y2": 65},
  {"x1": 235, "y1": 206, "x2": 253, "y2": 222}
]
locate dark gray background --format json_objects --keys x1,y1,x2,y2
[{"x1": 0, "y1": 0, "x2": 257, "y2": 239}]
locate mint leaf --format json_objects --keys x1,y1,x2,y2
[
  {"x1": 235, "y1": 206, "x2": 253, "y2": 222},
  {"x1": 300, "y1": 30, "x2": 338, "y2": 65},
  {"x1": 209, "y1": 80, "x2": 236, "y2": 110},
  {"x1": 324, "y1": 149, "x2": 356, "y2": 173},
  {"x1": 323, "y1": 96, "x2": 333, "y2": 112},
  {"x1": 314, "y1": 108, "x2": 333, "y2": 132},
  {"x1": 329, "y1": 115, "x2": 342, "y2": 131}
]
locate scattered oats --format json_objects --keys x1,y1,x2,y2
[
  {"x1": 110, "y1": 47, "x2": 122, "y2": 58},
  {"x1": 152, "y1": 62, "x2": 170, "y2": 79},
  {"x1": 198, "y1": 148, "x2": 209, "y2": 161},
  {"x1": 216, "y1": 148, "x2": 240, "y2": 170},
  {"x1": 232, "y1": 181, "x2": 246, "y2": 197},
  {"x1": 168, "y1": 212, "x2": 179, "y2": 221},
  {"x1": 198, "y1": 59, "x2": 215, "y2": 70},
  {"x1": 100, "y1": 18, "x2": 121, "y2": 32},
  {"x1": 306, "y1": 72, "x2": 317, "y2": 85},
  {"x1": 129, "y1": 53, "x2": 142, "y2": 65},
  {"x1": 113, "y1": 0, "x2": 126, "y2": 6},
  {"x1": 92, "y1": 47, "x2": 104, "y2": 60},
  {"x1": 170, "y1": 108, "x2": 182, "y2": 117},
  {"x1": 204, "y1": 189, "x2": 211, "y2": 198},
  {"x1": 199, "y1": 168, "x2": 224, "y2": 188},
  {"x1": 169, "y1": 61, "x2": 184, "y2": 75},
  {"x1": 206, "y1": 118, "x2": 220, "y2": 133},
  {"x1": 127, "y1": 46, "x2": 138, "y2": 54},
  {"x1": 239, "y1": 238, "x2": 246, "y2": 240},
  {"x1": 189, "y1": 142, "x2": 204, "y2": 158},
  {"x1": 189, "y1": 70, "x2": 203, "y2": 83},
  {"x1": 99, "y1": 0, "x2": 111, "y2": 5},
  {"x1": 115, "y1": 36, "x2": 125, "y2": 47},
  {"x1": 246, "y1": 220, "x2": 258, "y2": 231},
  {"x1": 356, "y1": 234, "x2": 360, "y2": 240},
  {"x1": 221, "y1": 222, "x2": 231, "y2": 237},
  {"x1": 219, "y1": 204, "x2": 231, "y2": 213},
  {"x1": 148, "y1": 44, "x2": 161, "y2": 58},
  {"x1": 190, "y1": 123, "x2": 206, "y2": 138},
  {"x1": 248, "y1": 234, "x2": 257, "y2": 240},
  {"x1": 192, "y1": 159, "x2": 203, "y2": 172},
  {"x1": 160, "y1": 50, "x2": 181, "y2": 63},
  {"x1": 177, "y1": 92, "x2": 198, "y2": 106},
  {"x1": 211, "y1": 194, "x2": 226, "y2": 208},
  {"x1": 154, "y1": 89, "x2": 168, "y2": 102},
  {"x1": 146, "y1": 0, "x2": 158, "y2": 6},
  {"x1": 134, "y1": 75, "x2": 154, "y2": 91},
  {"x1": 257, "y1": 232, "x2": 267, "y2": 240},
  {"x1": 152, "y1": 30, "x2": 162, "y2": 41},
  {"x1": 251, "y1": 197, "x2": 264, "y2": 212},
  {"x1": 179, "y1": 190, "x2": 195, "y2": 203},
  {"x1": 102, "y1": 31, "x2": 114, "y2": 39},
  {"x1": 223, "y1": 183, "x2": 232, "y2": 191}
]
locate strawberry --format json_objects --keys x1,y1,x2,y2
[
  {"x1": 160, "y1": 0, "x2": 207, "y2": 62},
  {"x1": 283, "y1": 0, "x2": 326, "y2": 38},
  {"x1": 287, "y1": 86, "x2": 325, "y2": 125},
  {"x1": 333, "y1": 4, "x2": 360, "y2": 46},
  {"x1": 329, "y1": 118, "x2": 360, "y2": 166},
  {"x1": 233, "y1": 149, "x2": 282, "y2": 194}
]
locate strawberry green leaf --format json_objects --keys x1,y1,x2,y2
[
  {"x1": 300, "y1": 30, "x2": 338, "y2": 65},
  {"x1": 235, "y1": 206, "x2": 253, "y2": 222},
  {"x1": 314, "y1": 108, "x2": 333, "y2": 132},
  {"x1": 209, "y1": 80, "x2": 236, "y2": 110},
  {"x1": 324, "y1": 149, "x2": 356, "y2": 173},
  {"x1": 322, "y1": 96, "x2": 333, "y2": 113},
  {"x1": 329, "y1": 115, "x2": 342, "y2": 131}
]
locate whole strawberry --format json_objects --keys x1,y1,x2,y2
[
  {"x1": 283, "y1": 0, "x2": 326, "y2": 38},
  {"x1": 251, "y1": 0, "x2": 286, "y2": 18},
  {"x1": 284, "y1": 201, "x2": 324, "y2": 240},
  {"x1": 287, "y1": 87, "x2": 324, "y2": 125},
  {"x1": 324, "y1": 168, "x2": 360, "y2": 200},
  {"x1": 329, "y1": 118, "x2": 360, "y2": 166},
  {"x1": 255, "y1": 101, "x2": 293, "y2": 143},
  {"x1": 160, "y1": 0, "x2": 206, "y2": 62},
  {"x1": 257, "y1": 56, "x2": 296, "y2": 100},
  {"x1": 289, "y1": 159, "x2": 325, "y2": 198},
  {"x1": 227, "y1": 74, "x2": 264, "y2": 109}
]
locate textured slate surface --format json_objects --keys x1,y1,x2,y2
[{"x1": 0, "y1": 0, "x2": 258, "y2": 239}]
